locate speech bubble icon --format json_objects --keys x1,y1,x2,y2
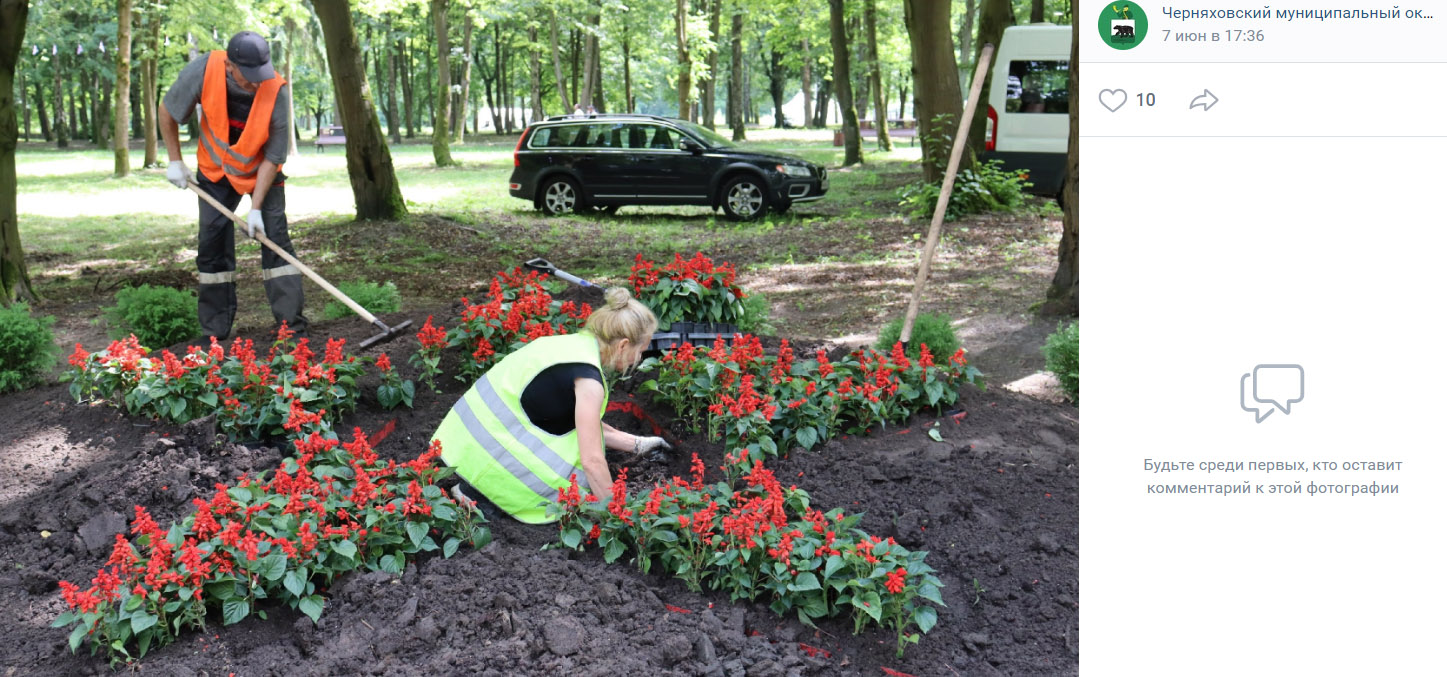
[
  {"x1": 1252, "y1": 364, "x2": 1305, "y2": 415},
  {"x1": 1240, "y1": 373, "x2": 1272, "y2": 423}
]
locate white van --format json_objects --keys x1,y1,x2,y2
[{"x1": 981, "y1": 24, "x2": 1071, "y2": 201}]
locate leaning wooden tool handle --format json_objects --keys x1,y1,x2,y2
[
  {"x1": 900, "y1": 44, "x2": 996, "y2": 346},
  {"x1": 186, "y1": 181, "x2": 381, "y2": 325}
]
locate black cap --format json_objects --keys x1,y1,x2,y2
[{"x1": 226, "y1": 31, "x2": 275, "y2": 83}]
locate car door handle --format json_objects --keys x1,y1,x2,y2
[{"x1": 639, "y1": 155, "x2": 657, "y2": 162}]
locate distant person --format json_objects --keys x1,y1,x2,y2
[
  {"x1": 585, "y1": 104, "x2": 597, "y2": 116},
  {"x1": 159, "y1": 30, "x2": 306, "y2": 340},
  {"x1": 431, "y1": 288, "x2": 672, "y2": 523},
  {"x1": 570, "y1": 104, "x2": 585, "y2": 118}
]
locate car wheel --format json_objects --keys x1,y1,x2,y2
[
  {"x1": 590, "y1": 205, "x2": 619, "y2": 216},
  {"x1": 540, "y1": 177, "x2": 581, "y2": 215},
  {"x1": 773, "y1": 200, "x2": 793, "y2": 214},
  {"x1": 721, "y1": 175, "x2": 768, "y2": 221}
]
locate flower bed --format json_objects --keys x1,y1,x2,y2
[
  {"x1": 549, "y1": 457, "x2": 944, "y2": 657},
  {"x1": 443, "y1": 267, "x2": 593, "y2": 383},
  {"x1": 639, "y1": 335, "x2": 983, "y2": 465},
  {"x1": 52, "y1": 429, "x2": 489, "y2": 666},
  {"x1": 628, "y1": 252, "x2": 746, "y2": 326},
  {"x1": 64, "y1": 324, "x2": 364, "y2": 443}
]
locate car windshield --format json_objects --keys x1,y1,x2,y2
[{"x1": 678, "y1": 122, "x2": 736, "y2": 149}]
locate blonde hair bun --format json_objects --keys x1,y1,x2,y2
[{"x1": 604, "y1": 287, "x2": 632, "y2": 310}]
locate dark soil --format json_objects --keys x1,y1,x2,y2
[{"x1": 0, "y1": 299, "x2": 1078, "y2": 676}]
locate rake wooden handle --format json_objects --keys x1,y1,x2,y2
[{"x1": 186, "y1": 181, "x2": 381, "y2": 325}]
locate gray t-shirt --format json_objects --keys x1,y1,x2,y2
[{"x1": 163, "y1": 52, "x2": 291, "y2": 165}]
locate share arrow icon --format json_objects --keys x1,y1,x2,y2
[{"x1": 1190, "y1": 89, "x2": 1220, "y2": 111}]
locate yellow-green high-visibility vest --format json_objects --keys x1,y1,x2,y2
[{"x1": 433, "y1": 332, "x2": 607, "y2": 524}]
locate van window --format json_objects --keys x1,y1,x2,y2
[{"x1": 1005, "y1": 60, "x2": 1069, "y2": 114}]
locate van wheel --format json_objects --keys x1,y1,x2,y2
[
  {"x1": 540, "y1": 178, "x2": 581, "y2": 215},
  {"x1": 721, "y1": 176, "x2": 768, "y2": 221}
]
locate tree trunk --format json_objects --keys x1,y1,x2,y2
[
  {"x1": 385, "y1": 33, "x2": 400, "y2": 143},
  {"x1": 19, "y1": 69, "x2": 27, "y2": 141},
  {"x1": 904, "y1": 0, "x2": 962, "y2": 182},
  {"x1": 113, "y1": 0, "x2": 133, "y2": 175},
  {"x1": 281, "y1": 19, "x2": 299, "y2": 156},
  {"x1": 53, "y1": 53, "x2": 68, "y2": 148},
  {"x1": 129, "y1": 76, "x2": 142, "y2": 139},
  {"x1": 96, "y1": 74, "x2": 111, "y2": 148},
  {"x1": 814, "y1": 74, "x2": 830, "y2": 127},
  {"x1": 527, "y1": 24, "x2": 543, "y2": 121},
  {"x1": 35, "y1": 80, "x2": 49, "y2": 141},
  {"x1": 898, "y1": 82, "x2": 907, "y2": 120},
  {"x1": 967, "y1": 0, "x2": 1013, "y2": 157},
  {"x1": 763, "y1": 49, "x2": 785, "y2": 128},
  {"x1": 456, "y1": 13, "x2": 474, "y2": 142},
  {"x1": 579, "y1": 5, "x2": 599, "y2": 109},
  {"x1": 590, "y1": 41, "x2": 605, "y2": 113},
  {"x1": 501, "y1": 35, "x2": 513, "y2": 132},
  {"x1": 800, "y1": 36, "x2": 812, "y2": 129},
  {"x1": 2, "y1": 0, "x2": 35, "y2": 305},
  {"x1": 728, "y1": 5, "x2": 744, "y2": 141},
  {"x1": 397, "y1": 39, "x2": 414, "y2": 139},
  {"x1": 1031, "y1": 0, "x2": 1045, "y2": 23},
  {"x1": 676, "y1": 0, "x2": 692, "y2": 119},
  {"x1": 828, "y1": 0, "x2": 861, "y2": 165},
  {"x1": 548, "y1": 10, "x2": 571, "y2": 112},
  {"x1": 865, "y1": 0, "x2": 891, "y2": 151},
  {"x1": 958, "y1": 0, "x2": 976, "y2": 94},
  {"x1": 701, "y1": 0, "x2": 719, "y2": 128},
  {"x1": 622, "y1": 23, "x2": 633, "y2": 113},
  {"x1": 429, "y1": 0, "x2": 454, "y2": 165},
  {"x1": 569, "y1": 29, "x2": 580, "y2": 108},
  {"x1": 1044, "y1": 15, "x2": 1077, "y2": 315},
  {"x1": 312, "y1": 0, "x2": 408, "y2": 220}
]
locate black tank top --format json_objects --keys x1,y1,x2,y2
[{"x1": 519, "y1": 362, "x2": 604, "y2": 435}]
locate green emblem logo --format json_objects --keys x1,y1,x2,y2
[{"x1": 1098, "y1": 3, "x2": 1148, "y2": 50}]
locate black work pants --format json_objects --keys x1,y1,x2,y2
[{"x1": 195, "y1": 171, "x2": 308, "y2": 339}]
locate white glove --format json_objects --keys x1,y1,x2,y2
[
  {"x1": 246, "y1": 209, "x2": 264, "y2": 239},
  {"x1": 633, "y1": 436, "x2": 673, "y2": 459},
  {"x1": 166, "y1": 160, "x2": 189, "y2": 189}
]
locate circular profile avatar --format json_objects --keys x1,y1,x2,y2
[{"x1": 1098, "y1": 3, "x2": 1148, "y2": 50}]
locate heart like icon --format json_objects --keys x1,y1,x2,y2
[{"x1": 1098, "y1": 89, "x2": 1127, "y2": 112}]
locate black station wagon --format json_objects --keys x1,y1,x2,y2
[{"x1": 508, "y1": 114, "x2": 828, "y2": 221}]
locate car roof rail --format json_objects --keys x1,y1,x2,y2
[{"x1": 542, "y1": 113, "x2": 681, "y2": 123}]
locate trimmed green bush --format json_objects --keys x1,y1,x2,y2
[
  {"x1": 0, "y1": 304, "x2": 59, "y2": 393},
  {"x1": 323, "y1": 281, "x2": 402, "y2": 321},
  {"x1": 105, "y1": 285, "x2": 200, "y2": 348},
  {"x1": 876, "y1": 311, "x2": 960, "y2": 359},
  {"x1": 1043, "y1": 320, "x2": 1079, "y2": 402}
]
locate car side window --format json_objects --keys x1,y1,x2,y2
[
  {"x1": 588, "y1": 123, "x2": 623, "y2": 148},
  {"x1": 643, "y1": 126, "x2": 676, "y2": 150},
  {"x1": 530, "y1": 127, "x2": 555, "y2": 147},
  {"x1": 1005, "y1": 60, "x2": 1069, "y2": 114}
]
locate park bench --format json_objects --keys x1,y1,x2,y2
[
  {"x1": 837, "y1": 119, "x2": 918, "y2": 147},
  {"x1": 314, "y1": 125, "x2": 346, "y2": 152}
]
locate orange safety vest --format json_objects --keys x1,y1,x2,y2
[{"x1": 196, "y1": 50, "x2": 285, "y2": 194}]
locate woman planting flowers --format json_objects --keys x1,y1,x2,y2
[{"x1": 430, "y1": 288, "x2": 673, "y2": 523}]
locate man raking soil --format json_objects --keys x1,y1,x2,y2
[{"x1": 159, "y1": 30, "x2": 306, "y2": 341}]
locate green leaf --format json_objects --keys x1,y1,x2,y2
[
  {"x1": 604, "y1": 537, "x2": 626, "y2": 563},
  {"x1": 258, "y1": 552, "x2": 288, "y2": 581},
  {"x1": 332, "y1": 539, "x2": 358, "y2": 559},
  {"x1": 68, "y1": 624, "x2": 88, "y2": 653},
  {"x1": 169, "y1": 397, "x2": 187, "y2": 421},
  {"x1": 788, "y1": 572, "x2": 821, "y2": 592},
  {"x1": 928, "y1": 428, "x2": 944, "y2": 443},
  {"x1": 443, "y1": 537, "x2": 461, "y2": 558},
  {"x1": 823, "y1": 555, "x2": 846, "y2": 580},
  {"x1": 284, "y1": 569, "x2": 307, "y2": 597},
  {"x1": 222, "y1": 599, "x2": 250, "y2": 626},
  {"x1": 299, "y1": 595, "x2": 324, "y2": 623},
  {"x1": 651, "y1": 529, "x2": 678, "y2": 543},
  {"x1": 137, "y1": 630, "x2": 153, "y2": 658},
  {"x1": 406, "y1": 521, "x2": 429, "y2": 549},
  {"x1": 918, "y1": 582, "x2": 945, "y2": 606},
  {"x1": 912, "y1": 605, "x2": 939, "y2": 634},
  {"x1": 796, "y1": 426, "x2": 818, "y2": 450},
  {"x1": 258, "y1": 610, "x2": 268, "y2": 620},
  {"x1": 206, "y1": 580, "x2": 239, "y2": 601},
  {"x1": 560, "y1": 528, "x2": 582, "y2": 549},
  {"x1": 199, "y1": 391, "x2": 219, "y2": 407},
  {"x1": 432, "y1": 503, "x2": 457, "y2": 522}
]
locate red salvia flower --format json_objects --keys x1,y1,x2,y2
[{"x1": 885, "y1": 567, "x2": 909, "y2": 594}]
